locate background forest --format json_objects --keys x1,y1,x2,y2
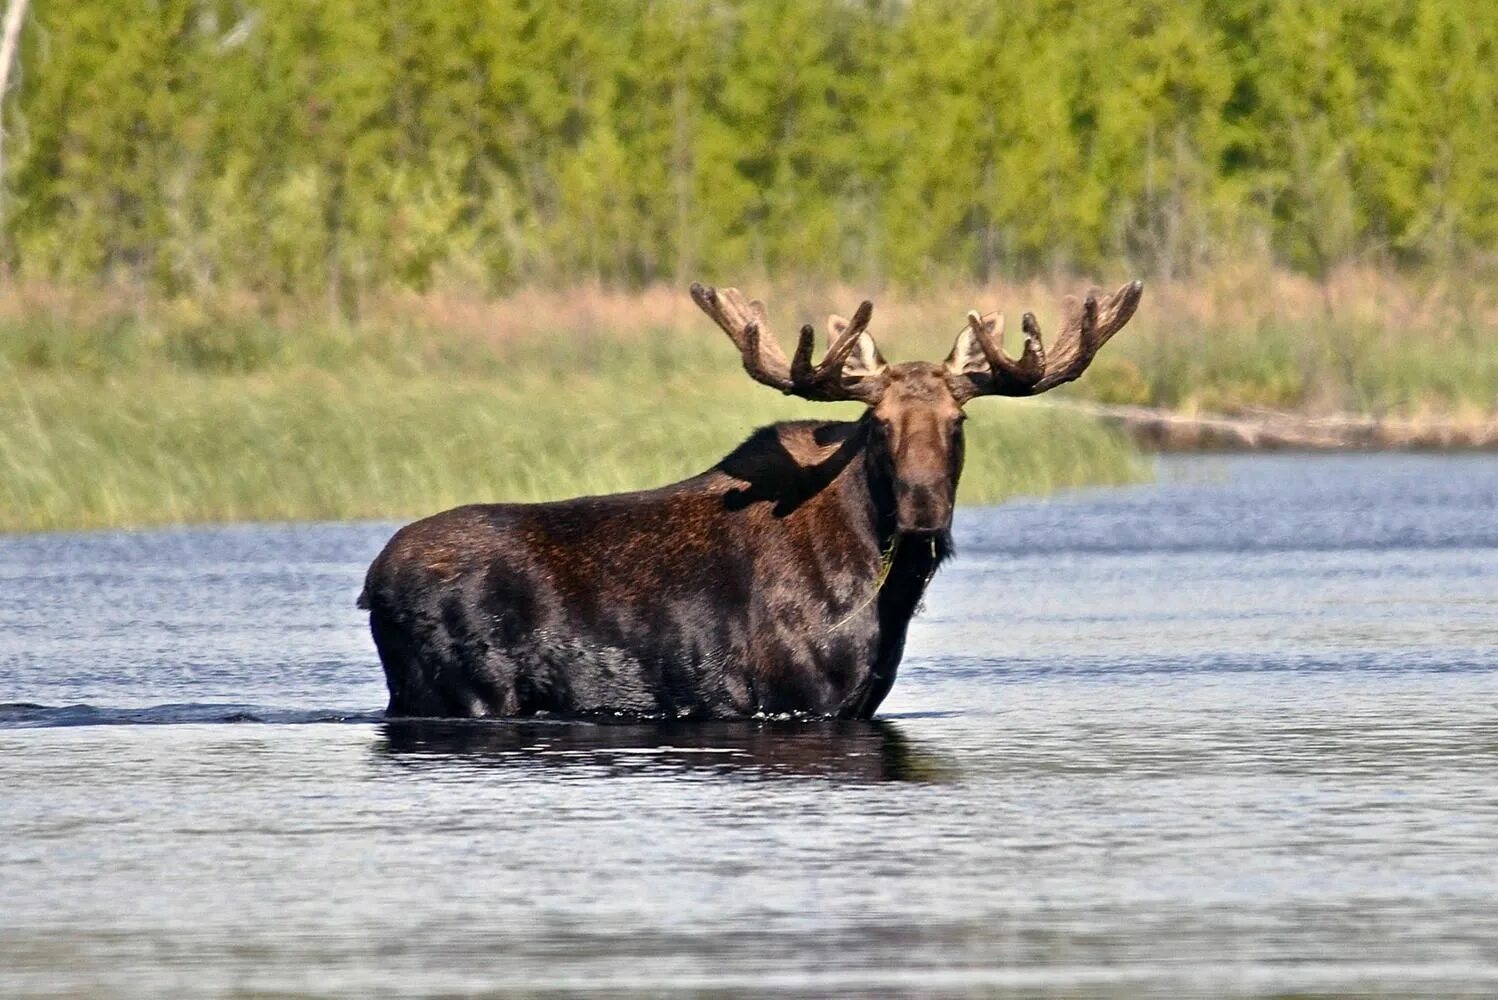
[
  {"x1": 7, "y1": 0, "x2": 1496, "y2": 292},
  {"x1": 1, "y1": 0, "x2": 1496, "y2": 530}
]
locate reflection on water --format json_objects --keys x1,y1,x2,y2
[
  {"x1": 377, "y1": 717, "x2": 955, "y2": 782},
  {"x1": 4, "y1": 455, "x2": 1498, "y2": 998}
]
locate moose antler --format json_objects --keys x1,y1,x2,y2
[
  {"x1": 690, "y1": 282, "x2": 888, "y2": 403},
  {"x1": 945, "y1": 280, "x2": 1144, "y2": 400}
]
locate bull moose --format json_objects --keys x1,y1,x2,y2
[{"x1": 361, "y1": 280, "x2": 1143, "y2": 719}]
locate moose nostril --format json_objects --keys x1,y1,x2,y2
[
  {"x1": 899, "y1": 484, "x2": 949, "y2": 529},
  {"x1": 912, "y1": 484, "x2": 943, "y2": 506}
]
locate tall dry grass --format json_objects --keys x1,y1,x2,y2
[
  {"x1": 8, "y1": 262, "x2": 1487, "y2": 413},
  {"x1": 350, "y1": 262, "x2": 1498, "y2": 405}
]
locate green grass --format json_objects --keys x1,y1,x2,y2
[{"x1": 0, "y1": 364, "x2": 1144, "y2": 533}]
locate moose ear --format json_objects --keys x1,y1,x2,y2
[
  {"x1": 828, "y1": 314, "x2": 887, "y2": 380},
  {"x1": 944, "y1": 311, "x2": 1001, "y2": 376}
]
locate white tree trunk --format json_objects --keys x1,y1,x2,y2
[{"x1": 0, "y1": 0, "x2": 31, "y2": 216}]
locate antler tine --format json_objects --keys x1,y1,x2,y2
[
  {"x1": 964, "y1": 309, "x2": 1026, "y2": 383},
  {"x1": 789, "y1": 299, "x2": 886, "y2": 402},
  {"x1": 816, "y1": 300, "x2": 874, "y2": 377},
  {"x1": 956, "y1": 308, "x2": 1043, "y2": 394},
  {"x1": 965, "y1": 310, "x2": 1004, "y2": 370},
  {"x1": 1018, "y1": 312, "x2": 1047, "y2": 382},
  {"x1": 1097, "y1": 279, "x2": 1144, "y2": 342},
  {"x1": 1032, "y1": 280, "x2": 1142, "y2": 392},
  {"x1": 689, "y1": 281, "x2": 793, "y2": 392},
  {"x1": 790, "y1": 323, "x2": 817, "y2": 383}
]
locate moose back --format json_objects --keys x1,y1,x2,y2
[{"x1": 361, "y1": 281, "x2": 1142, "y2": 719}]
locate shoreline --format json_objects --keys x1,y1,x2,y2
[{"x1": 1062, "y1": 403, "x2": 1498, "y2": 452}]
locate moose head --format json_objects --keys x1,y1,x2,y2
[{"x1": 690, "y1": 280, "x2": 1144, "y2": 534}]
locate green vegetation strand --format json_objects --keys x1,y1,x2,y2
[{"x1": 0, "y1": 369, "x2": 1143, "y2": 533}]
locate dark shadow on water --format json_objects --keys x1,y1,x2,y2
[
  {"x1": 1, "y1": 704, "x2": 954, "y2": 783},
  {"x1": 0, "y1": 701, "x2": 383, "y2": 728},
  {"x1": 374, "y1": 717, "x2": 957, "y2": 783}
]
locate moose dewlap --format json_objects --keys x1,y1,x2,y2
[{"x1": 361, "y1": 280, "x2": 1143, "y2": 719}]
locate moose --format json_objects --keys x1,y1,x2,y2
[{"x1": 360, "y1": 280, "x2": 1143, "y2": 719}]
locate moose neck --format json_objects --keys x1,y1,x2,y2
[
  {"x1": 819, "y1": 416, "x2": 950, "y2": 718},
  {"x1": 713, "y1": 415, "x2": 951, "y2": 604},
  {"x1": 814, "y1": 419, "x2": 940, "y2": 715}
]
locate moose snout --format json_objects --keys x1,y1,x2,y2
[{"x1": 895, "y1": 480, "x2": 952, "y2": 534}]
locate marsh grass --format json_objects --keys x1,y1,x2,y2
[{"x1": 0, "y1": 368, "x2": 1142, "y2": 533}]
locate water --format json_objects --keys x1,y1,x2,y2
[{"x1": 3, "y1": 454, "x2": 1498, "y2": 998}]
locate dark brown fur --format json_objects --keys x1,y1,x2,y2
[{"x1": 361, "y1": 406, "x2": 952, "y2": 719}]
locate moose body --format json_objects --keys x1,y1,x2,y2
[
  {"x1": 363, "y1": 419, "x2": 942, "y2": 718},
  {"x1": 363, "y1": 281, "x2": 1142, "y2": 719}
]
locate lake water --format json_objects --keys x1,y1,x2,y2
[{"x1": 3, "y1": 454, "x2": 1497, "y2": 998}]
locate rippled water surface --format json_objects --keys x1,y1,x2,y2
[{"x1": 3, "y1": 455, "x2": 1498, "y2": 998}]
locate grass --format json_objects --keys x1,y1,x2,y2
[
  {"x1": 11, "y1": 258, "x2": 1490, "y2": 533},
  {"x1": 0, "y1": 367, "x2": 1143, "y2": 533}
]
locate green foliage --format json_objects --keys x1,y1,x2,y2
[{"x1": 6, "y1": 1, "x2": 1497, "y2": 296}]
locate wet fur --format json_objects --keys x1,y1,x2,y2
[{"x1": 361, "y1": 414, "x2": 950, "y2": 719}]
